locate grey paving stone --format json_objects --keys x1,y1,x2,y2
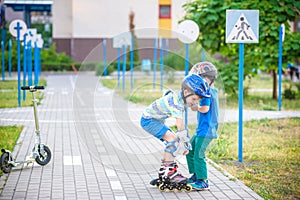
[{"x1": 0, "y1": 73, "x2": 274, "y2": 200}]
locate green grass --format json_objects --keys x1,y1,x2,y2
[
  {"x1": 0, "y1": 78, "x2": 47, "y2": 108},
  {"x1": 188, "y1": 118, "x2": 300, "y2": 200},
  {"x1": 101, "y1": 77, "x2": 183, "y2": 106},
  {"x1": 101, "y1": 75, "x2": 300, "y2": 110},
  {"x1": 0, "y1": 125, "x2": 23, "y2": 177},
  {"x1": 225, "y1": 95, "x2": 300, "y2": 110},
  {"x1": 102, "y1": 75, "x2": 300, "y2": 199}
]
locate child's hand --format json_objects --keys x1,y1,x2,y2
[{"x1": 183, "y1": 150, "x2": 189, "y2": 155}]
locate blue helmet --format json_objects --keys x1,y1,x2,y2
[{"x1": 182, "y1": 74, "x2": 211, "y2": 98}]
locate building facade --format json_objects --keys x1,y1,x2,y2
[{"x1": 52, "y1": 0, "x2": 189, "y2": 62}]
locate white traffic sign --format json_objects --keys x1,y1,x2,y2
[
  {"x1": 26, "y1": 28, "x2": 37, "y2": 43},
  {"x1": 113, "y1": 32, "x2": 132, "y2": 48},
  {"x1": 9, "y1": 19, "x2": 27, "y2": 40},
  {"x1": 177, "y1": 20, "x2": 199, "y2": 44},
  {"x1": 36, "y1": 34, "x2": 44, "y2": 48},
  {"x1": 226, "y1": 10, "x2": 259, "y2": 43}
]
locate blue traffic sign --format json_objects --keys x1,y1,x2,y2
[{"x1": 226, "y1": 10, "x2": 259, "y2": 43}]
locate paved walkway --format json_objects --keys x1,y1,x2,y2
[{"x1": 0, "y1": 73, "x2": 299, "y2": 200}]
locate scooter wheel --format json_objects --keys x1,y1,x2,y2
[
  {"x1": 0, "y1": 152, "x2": 13, "y2": 174},
  {"x1": 35, "y1": 145, "x2": 51, "y2": 166}
]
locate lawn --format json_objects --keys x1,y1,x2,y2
[
  {"x1": 0, "y1": 78, "x2": 47, "y2": 108},
  {"x1": 101, "y1": 74, "x2": 300, "y2": 199},
  {"x1": 0, "y1": 125, "x2": 22, "y2": 177},
  {"x1": 194, "y1": 118, "x2": 300, "y2": 200},
  {"x1": 101, "y1": 74, "x2": 300, "y2": 110}
]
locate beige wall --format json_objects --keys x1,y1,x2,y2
[
  {"x1": 52, "y1": 0, "x2": 188, "y2": 61},
  {"x1": 52, "y1": 0, "x2": 72, "y2": 38},
  {"x1": 53, "y1": 0, "x2": 187, "y2": 39}
]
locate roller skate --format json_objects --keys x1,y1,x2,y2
[
  {"x1": 157, "y1": 162, "x2": 192, "y2": 192},
  {"x1": 150, "y1": 161, "x2": 166, "y2": 187}
]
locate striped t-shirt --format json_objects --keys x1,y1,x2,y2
[{"x1": 142, "y1": 90, "x2": 185, "y2": 120}]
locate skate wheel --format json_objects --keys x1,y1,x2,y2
[
  {"x1": 150, "y1": 178, "x2": 160, "y2": 187},
  {"x1": 0, "y1": 152, "x2": 13, "y2": 174},
  {"x1": 184, "y1": 184, "x2": 193, "y2": 192},
  {"x1": 158, "y1": 183, "x2": 167, "y2": 192},
  {"x1": 168, "y1": 185, "x2": 175, "y2": 192}
]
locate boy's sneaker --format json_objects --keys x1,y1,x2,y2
[
  {"x1": 191, "y1": 179, "x2": 210, "y2": 191},
  {"x1": 188, "y1": 173, "x2": 197, "y2": 183}
]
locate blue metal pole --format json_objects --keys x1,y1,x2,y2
[
  {"x1": 122, "y1": 45, "x2": 126, "y2": 91},
  {"x1": 38, "y1": 47, "x2": 41, "y2": 76},
  {"x1": 238, "y1": 43, "x2": 244, "y2": 162},
  {"x1": 16, "y1": 22, "x2": 21, "y2": 107},
  {"x1": 34, "y1": 42, "x2": 38, "y2": 85},
  {"x1": 28, "y1": 41, "x2": 32, "y2": 86},
  {"x1": 117, "y1": 47, "x2": 121, "y2": 88},
  {"x1": 102, "y1": 39, "x2": 107, "y2": 76},
  {"x1": 185, "y1": 43, "x2": 189, "y2": 129},
  {"x1": 202, "y1": 48, "x2": 206, "y2": 62},
  {"x1": 185, "y1": 44, "x2": 189, "y2": 75},
  {"x1": 1, "y1": 40, "x2": 4, "y2": 81},
  {"x1": 165, "y1": 39, "x2": 168, "y2": 56},
  {"x1": 23, "y1": 34, "x2": 27, "y2": 101},
  {"x1": 1, "y1": 28, "x2": 5, "y2": 81},
  {"x1": 160, "y1": 38, "x2": 163, "y2": 91},
  {"x1": 278, "y1": 26, "x2": 283, "y2": 111},
  {"x1": 8, "y1": 39, "x2": 12, "y2": 77},
  {"x1": 130, "y1": 35, "x2": 134, "y2": 90},
  {"x1": 153, "y1": 38, "x2": 157, "y2": 89}
]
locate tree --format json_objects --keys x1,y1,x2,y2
[
  {"x1": 128, "y1": 10, "x2": 140, "y2": 62},
  {"x1": 183, "y1": 0, "x2": 300, "y2": 98}
]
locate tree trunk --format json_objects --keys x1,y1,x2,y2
[{"x1": 272, "y1": 69, "x2": 277, "y2": 100}]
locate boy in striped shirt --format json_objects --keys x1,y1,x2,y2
[{"x1": 140, "y1": 74, "x2": 210, "y2": 190}]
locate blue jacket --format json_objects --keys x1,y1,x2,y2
[{"x1": 195, "y1": 88, "x2": 219, "y2": 138}]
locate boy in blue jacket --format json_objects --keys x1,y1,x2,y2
[{"x1": 187, "y1": 62, "x2": 219, "y2": 190}]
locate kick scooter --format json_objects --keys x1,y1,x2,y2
[{"x1": 0, "y1": 86, "x2": 51, "y2": 173}]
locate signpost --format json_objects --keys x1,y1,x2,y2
[
  {"x1": 102, "y1": 39, "x2": 107, "y2": 76},
  {"x1": 8, "y1": 39, "x2": 12, "y2": 76},
  {"x1": 9, "y1": 19, "x2": 27, "y2": 107},
  {"x1": 177, "y1": 20, "x2": 200, "y2": 129},
  {"x1": 113, "y1": 32, "x2": 132, "y2": 91},
  {"x1": 226, "y1": 10, "x2": 259, "y2": 162},
  {"x1": 23, "y1": 33, "x2": 27, "y2": 101},
  {"x1": 159, "y1": 37, "x2": 164, "y2": 91},
  {"x1": 36, "y1": 34, "x2": 44, "y2": 77},
  {"x1": 153, "y1": 38, "x2": 157, "y2": 89},
  {"x1": 1, "y1": 4, "x2": 6, "y2": 81},
  {"x1": 26, "y1": 28, "x2": 37, "y2": 86},
  {"x1": 278, "y1": 24, "x2": 285, "y2": 111}
]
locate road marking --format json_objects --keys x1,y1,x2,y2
[
  {"x1": 105, "y1": 168, "x2": 117, "y2": 177},
  {"x1": 110, "y1": 181, "x2": 122, "y2": 190},
  {"x1": 115, "y1": 196, "x2": 127, "y2": 200},
  {"x1": 64, "y1": 156, "x2": 82, "y2": 166}
]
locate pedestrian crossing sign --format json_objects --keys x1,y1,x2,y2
[{"x1": 226, "y1": 10, "x2": 259, "y2": 43}]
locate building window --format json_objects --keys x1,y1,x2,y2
[{"x1": 159, "y1": 5, "x2": 171, "y2": 19}]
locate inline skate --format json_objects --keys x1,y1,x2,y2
[{"x1": 151, "y1": 161, "x2": 192, "y2": 192}]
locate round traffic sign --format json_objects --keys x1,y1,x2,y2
[
  {"x1": 9, "y1": 19, "x2": 27, "y2": 40},
  {"x1": 177, "y1": 20, "x2": 199, "y2": 44},
  {"x1": 36, "y1": 34, "x2": 44, "y2": 48}
]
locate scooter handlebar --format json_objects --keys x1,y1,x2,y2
[{"x1": 21, "y1": 86, "x2": 45, "y2": 90}]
